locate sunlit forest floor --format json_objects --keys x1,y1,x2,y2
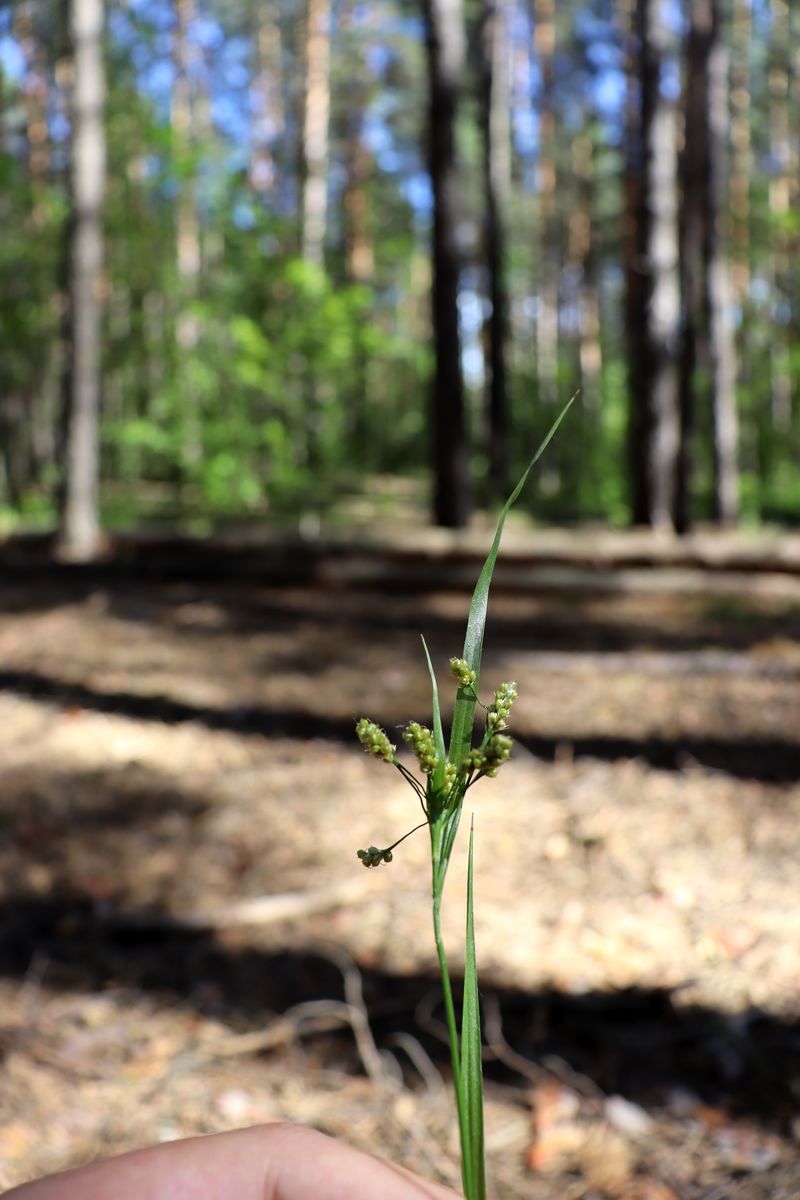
[{"x1": 1, "y1": 528, "x2": 799, "y2": 1198}]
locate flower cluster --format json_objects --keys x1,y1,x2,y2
[
  {"x1": 460, "y1": 732, "x2": 513, "y2": 779},
  {"x1": 487, "y1": 681, "x2": 517, "y2": 732},
  {"x1": 403, "y1": 721, "x2": 439, "y2": 775},
  {"x1": 354, "y1": 668, "x2": 517, "y2": 868},
  {"x1": 357, "y1": 844, "x2": 394, "y2": 868},
  {"x1": 450, "y1": 657, "x2": 477, "y2": 689},
  {"x1": 483, "y1": 733, "x2": 513, "y2": 776},
  {"x1": 355, "y1": 718, "x2": 396, "y2": 763}
]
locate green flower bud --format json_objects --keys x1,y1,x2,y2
[
  {"x1": 356, "y1": 718, "x2": 396, "y2": 763},
  {"x1": 463, "y1": 748, "x2": 486, "y2": 773},
  {"x1": 403, "y1": 721, "x2": 439, "y2": 775},
  {"x1": 484, "y1": 732, "x2": 513, "y2": 775},
  {"x1": 444, "y1": 761, "x2": 459, "y2": 793},
  {"x1": 449, "y1": 657, "x2": 477, "y2": 689},
  {"x1": 487, "y1": 681, "x2": 518, "y2": 731}
]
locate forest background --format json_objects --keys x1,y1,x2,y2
[{"x1": 0, "y1": 0, "x2": 798, "y2": 555}]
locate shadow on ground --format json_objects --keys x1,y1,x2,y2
[
  {"x1": 1, "y1": 890, "x2": 798, "y2": 1133},
  {"x1": 2, "y1": 665, "x2": 799, "y2": 782}
]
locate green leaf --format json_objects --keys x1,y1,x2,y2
[
  {"x1": 448, "y1": 392, "x2": 578, "y2": 766},
  {"x1": 459, "y1": 821, "x2": 486, "y2": 1200},
  {"x1": 422, "y1": 635, "x2": 447, "y2": 799}
]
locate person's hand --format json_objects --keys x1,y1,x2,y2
[{"x1": 3, "y1": 1122, "x2": 461, "y2": 1199}]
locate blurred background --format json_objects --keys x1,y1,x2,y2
[
  {"x1": 0, "y1": 0, "x2": 798, "y2": 550},
  {"x1": 1, "y1": 2, "x2": 800, "y2": 1198}
]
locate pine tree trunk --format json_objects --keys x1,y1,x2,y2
[
  {"x1": 479, "y1": 0, "x2": 511, "y2": 501},
  {"x1": 249, "y1": 0, "x2": 285, "y2": 204},
  {"x1": 706, "y1": 0, "x2": 739, "y2": 524},
  {"x1": 300, "y1": 0, "x2": 331, "y2": 267},
  {"x1": 58, "y1": 0, "x2": 105, "y2": 561},
  {"x1": 625, "y1": 0, "x2": 680, "y2": 528},
  {"x1": 533, "y1": 0, "x2": 559, "y2": 418},
  {"x1": 678, "y1": 0, "x2": 739, "y2": 529},
  {"x1": 422, "y1": 0, "x2": 471, "y2": 528},
  {"x1": 172, "y1": 0, "x2": 203, "y2": 475}
]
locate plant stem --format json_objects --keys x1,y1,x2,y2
[{"x1": 431, "y1": 835, "x2": 474, "y2": 1197}]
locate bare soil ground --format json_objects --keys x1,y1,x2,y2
[{"x1": 1, "y1": 531, "x2": 799, "y2": 1198}]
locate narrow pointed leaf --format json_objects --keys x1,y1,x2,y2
[
  {"x1": 448, "y1": 392, "x2": 577, "y2": 766},
  {"x1": 421, "y1": 635, "x2": 446, "y2": 796},
  {"x1": 460, "y1": 822, "x2": 485, "y2": 1200}
]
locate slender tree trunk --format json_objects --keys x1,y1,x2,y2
[
  {"x1": 249, "y1": 0, "x2": 285, "y2": 204},
  {"x1": 676, "y1": 3, "x2": 708, "y2": 533},
  {"x1": 533, "y1": 0, "x2": 559, "y2": 417},
  {"x1": 172, "y1": 0, "x2": 202, "y2": 473},
  {"x1": 300, "y1": 0, "x2": 331, "y2": 267},
  {"x1": 479, "y1": 0, "x2": 511, "y2": 500},
  {"x1": 729, "y1": 0, "x2": 751, "y2": 307},
  {"x1": 59, "y1": 0, "x2": 106, "y2": 561},
  {"x1": 706, "y1": 0, "x2": 739, "y2": 524},
  {"x1": 679, "y1": 0, "x2": 739, "y2": 529},
  {"x1": 625, "y1": 0, "x2": 680, "y2": 528},
  {"x1": 341, "y1": 0, "x2": 373, "y2": 285},
  {"x1": 422, "y1": 0, "x2": 471, "y2": 528},
  {"x1": 569, "y1": 133, "x2": 602, "y2": 399}
]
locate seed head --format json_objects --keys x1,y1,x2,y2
[
  {"x1": 483, "y1": 733, "x2": 513, "y2": 776},
  {"x1": 487, "y1": 681, "x2": 518, "y2": 732},
  {"x1": 449, "y1": 657, "x2": 477, "y2": 689},
  {"x1": 357, "y1": 845, "x2": 393, "y2": 868},
  {"x1": 403, "y1": 721, "x2": 439, "y2": 775},
  {"x1": 356, "y1": 718, "x2": 396, "y2": 763}
]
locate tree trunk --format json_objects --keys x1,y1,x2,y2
[
  {"x1": 300, "y1": 0, "x2": 331, "y2": 267},
  {"x1": 249, "y1": 0, "x2": 285, "y2": 204},
  {"x1": 422, "y1": 0, "x2": 471, "y2": 528},
  {"x1": 625, "y1": 0, "x2": 680, "y2": 529},
  {"x1": 706, "y1": 0, "x2": 739, "y2": 524},
  {"x1": 533, "y1": 0, "x2": 559, "y2": 419},
  {"x1": 678, "y1": 0, "x2": 739, "y2": 529},
  {"x1": 172, "y1": 0, "x2": 203, "y2": 473},
  {"x1": 58, "y1": 0, "x2": 106, "y2": 561},
  {"x1": 479, "y1": 0, "x2": 511, "y2": 501}
]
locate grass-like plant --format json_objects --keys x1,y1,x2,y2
[{"x1": 354, "y1": 397, "x2": 575, "y2": 1199}]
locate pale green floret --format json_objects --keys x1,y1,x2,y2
[
  {"x1": 483, "y1": 733, "x2": 513, "y2": 776},
  {"x1": 487, "y1": 681, "x2": 518, "y2": 732},
  {"x1": 449, "y1": 657, "x2": 477, "y2": 689},
  {"x1": 356, "y1": 718, "x2": 396, "y2": 763},
  {"x1": 403, "y1": 721, "x2": 439, "y2": 774},
  {"x1": 444, "y1": 761, "x2": 459, "y2": 793},
  {"x1": 464, "y1": 748, "x2": 486, "y2": 772}
]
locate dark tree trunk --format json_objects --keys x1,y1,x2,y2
[
  {"x1": 678, "y1": 0, "x2": 739, "y2": 530},
  {"x1": 479, "y1": 0, "x2": 511, "y2": 501},
  {"x1": 58, "y1": 0, "x2": 106, "y2": 561},
  {"x1": 625, "y1": 0, "x2": 680, "y2": 528},
  {"x1": 422, "y1": 0, "x2": 471, "y2": 528}
]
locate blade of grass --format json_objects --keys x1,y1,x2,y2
[
  {"x1": 459, "y1": 820, "x2": 485, "y2": 1200},
  {"x1": 448, "y1": 391, "x2": 578, "y2": 767},
  {"x1": 422, "y1": 635, "x2": 446, "y2": 797}
]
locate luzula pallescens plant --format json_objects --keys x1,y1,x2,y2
[{"x1": 354, "y1": 396, "x2": 576, "y2": 1200}]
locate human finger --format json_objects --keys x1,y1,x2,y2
[{"x1": 3, "y1": 1122, "x2": 462, "y2": 1200}]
